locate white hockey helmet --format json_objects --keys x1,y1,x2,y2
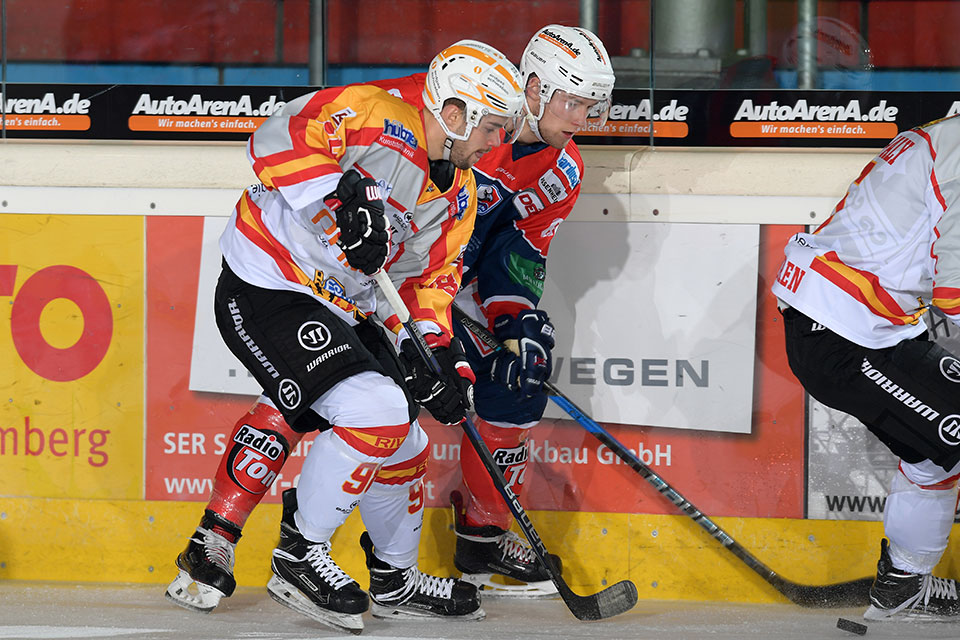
[
  {"x1": 520, "y1": 25, "x2": 616, "y2": 136},
  {"x1": 423, "y1": 40, "x2": 526, "y2": 149}
]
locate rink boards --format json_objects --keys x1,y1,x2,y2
[{"x1": 4, "y1": 141, "x2": 956, "y2": 602}]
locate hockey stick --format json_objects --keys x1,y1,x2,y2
[
  {"x1": 452, "y1": 303, "x2": 874, "y2": 608},
  {"x1": 374, "y1": 272, "x2": 638, "y2": 621}
]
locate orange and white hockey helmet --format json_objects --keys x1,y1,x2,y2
[
  {"x1": 423, "y1": 39, "x2": 526, "y2": 145},
  {"x1": 521, "y1": 25, "x2": 616, "y2": 134}
]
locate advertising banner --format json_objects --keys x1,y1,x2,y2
[
  {"x1": 5, "y1": 84, "x2": 960, "y2": 148},
  {"x1": 190, "y1": 219, "x2": 761, "y2": 434},
  {"x1": 148, "y1": 216, "x2": 804, "y2": 519},
  {"x1": 537, "y1": 221, "x2": 759, "y2": 433},
  {"x1": 0, "y1": 214, "x2": 143, "y2": 499},
  {"x1": 1, "y1": 85, "x2": 303, "y2": 141},
  {"x1": 576, "y1": 91, "x2": 960, "y2": 148}
]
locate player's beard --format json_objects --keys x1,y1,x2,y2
[{"x1": 448, "y1": 139, "x2": 487, "y2": 170}]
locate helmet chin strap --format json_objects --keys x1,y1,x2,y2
[
  {"x1": 527, "y1": 96, "x2": 549, "y2": 144},
  {"x1": 527, "y1": 114, "x2": 547, "y2": 144},
  {"x1": 442, "y1": 137, "x2": 454, "y2": 161}
]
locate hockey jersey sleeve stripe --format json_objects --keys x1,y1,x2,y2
[
  {"x1": 811, "y1": 251, "x2": 925, "y2": 325},
  {"x1": 258, "y1": 116, "x2": 342, "y2": 165},
  {"x1": 930, "y1": 167, "x2": 947, "y2": 210},
  {"x1": 483, "y1": 296, "x2": 534, "y2": 324},
  {"x1": 235, "y1": 192, "x2": 309, "y2": 286},
  {"x1": 251, "y1": 122, "x2": 342, "y2": 188},
  {"x1": 268, "y1": 161, "x2": 342, "y2": 188},
  {"x1": 373, "y1": 445, "x2": 429, "y2": 486},
  {"x1": 915, "y1": 127, "x2": 937, "y2": 162},
  {"x1": 932, "y1": 287, "x2": 960, "y2": 315}
]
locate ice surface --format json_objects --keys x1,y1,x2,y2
[{"x1": 1, "y1": 582, "x2": 959, "y2": 639}]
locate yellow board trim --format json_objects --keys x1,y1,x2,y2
[{"x1": 5, "y1": 496, "x2": 960, "y2": 602}]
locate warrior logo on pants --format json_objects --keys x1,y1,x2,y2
[{"x1": 226, "y1": 424, "x2": 289, "y2": 495}]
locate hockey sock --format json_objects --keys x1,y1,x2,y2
[
  {"x1": 884, "y1": 465, "x2": 960, "y2": 574},
  {"x1": 206, "y1": 400, "x2": 303, "y2": 533},
  {"x1": 358, "y1": 422, "x2": 429, "y2": 568},
  {"x1": 459, "y1": 417, "x2": 530, "y2": 530},
  {"x1": 295, "y1": 421, "x2": 410, "y2": 542}
]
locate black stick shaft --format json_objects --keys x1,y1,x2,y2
[
  {"x1": 453, "y1": 303, "x2": 872, "y2": 608},
  {"x1": 376, "y1": 274, "x2": 637, "y2": 619}
]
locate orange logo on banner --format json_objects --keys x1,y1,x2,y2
[
  {"x1": 730, "y1": 121, "x2": 898, "y2": 139},
  {"x1": 1, "y1": 115, "x2": 90, "y2": 130},
  {"x1": 128, "y1": 115, "x2": 267, "y2": 133}
]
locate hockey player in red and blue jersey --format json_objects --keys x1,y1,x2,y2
[{"x1": 374, "y1": 24, "x2": 616, "y2": 597}]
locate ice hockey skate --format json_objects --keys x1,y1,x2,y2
[
  {"x1": 863, "y1": 538, "x2": 960, "y2": 621},
  {"x1": 450, "y1": 490, "x2": 560, "y2": 597},
  {"x1": 165, "y1": 510, "x2": 241, "y2": 613},
  {"x1": 267, "y1": 489, "x2": 368, "y2": 635},
  {"x1": 360, "y1": 531, "x2": 484, "y2": 620}
]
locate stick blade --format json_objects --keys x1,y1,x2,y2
[
  {"x1": 561, "y1": 579, "x2": 638, "y2": 621},
  {"x1": 776, "y1": 576, "x2": 873, "y2": 608}
]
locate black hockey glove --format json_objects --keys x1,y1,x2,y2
[
  {"x1": 324, "y1": 170, "x2": 391, "y2": 275},
  {"x1": 399, "y1": 337, "x2": 476, "y2": 425},
  {"x1": 490, "y1": 310, "x2": 555, "y2": 397}
]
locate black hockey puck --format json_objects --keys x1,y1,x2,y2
[{"x1": 837, "y1": 617, "x2": 867, "y2": 635}]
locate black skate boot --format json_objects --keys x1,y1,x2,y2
[
  {"x1": 451, "y1": 490, "x2": 560, "y2": 597},
  {"x1": 267, "y1": 488, "x2": 368, "y2": 635},
  {"x1": 863, "y1": 538, "x2": 960, "y2": 621},
  {"x1": 360, "y1": 531, "x2": 484, "y2": 620},
  {"x1": 165, "y1": 509, "x2": 241, "y2": 613}
]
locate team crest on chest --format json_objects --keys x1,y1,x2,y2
[{"x1": 476, "y1": 183, "x2": 502, "y2": 216}]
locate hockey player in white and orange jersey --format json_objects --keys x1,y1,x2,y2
[
  {"x1": 164, "y1": 40, "x2": 525, "y2": 634},
  {"x1": 772, "y1": 115, "x2": 960, "y2": 621}
]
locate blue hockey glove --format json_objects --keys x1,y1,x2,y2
[{"x1": 490, "y1": 310, "x2": 555, "y2": 397}]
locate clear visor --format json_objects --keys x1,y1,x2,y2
[
  {"x1": 503, "y1": 109, "x2": 527, "y2": 144},
  {"x1": 544, "y1": 89, "x2": 610, "y2": 129},
  {"x1": 473, "y1": 104, "x2": 527, "y2": 144}
]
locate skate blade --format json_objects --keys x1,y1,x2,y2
[
  {"x1": 460, "y1": 572, "x2": 559, "y2": 599},
  {"x1": 864, "y1": 603, "x2": 956, "y2": 622},
  {"x1": 370, "y1": 601, "x2": 485, "y2": 621},
  {"x1": 164, "y1": 570, "x2": 225, "y2": 614},
  {"x1": 267, "y1": 574, "x2": 364, "y2": 635}
]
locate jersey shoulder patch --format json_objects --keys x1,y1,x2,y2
[{"x1": 534, "y1": 145, "x2": 583, "y2": 205}]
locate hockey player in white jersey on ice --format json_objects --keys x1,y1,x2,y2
[
  {"x1": 164, "y1": 40, "x2": 525, "y2": 634},
  {"x1": 773, "y1": 114, "x2": 960, "y2": 621},
  {"x1": 164, "y1": 24, "x2": 614, "y2": 613}
]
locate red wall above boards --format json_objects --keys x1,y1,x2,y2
[{"x1": 6, "y1": 0, "x2": 959, "y2": 68}]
